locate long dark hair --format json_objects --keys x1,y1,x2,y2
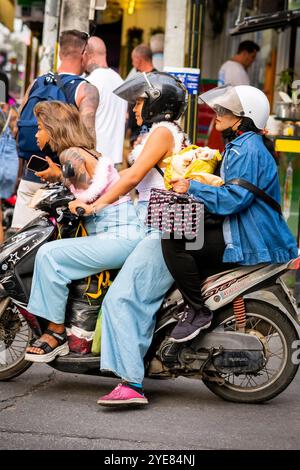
[{"x1": 238, "y1": 117, "x2": 277, "y2": 163}]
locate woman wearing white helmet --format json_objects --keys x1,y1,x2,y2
[{"x1": 162, "y1": 85, "x2": 297, "y2": 343}]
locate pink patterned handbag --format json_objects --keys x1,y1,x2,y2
[{"x1": 146, "y1": 188, "x2": 204, "y2": 238}]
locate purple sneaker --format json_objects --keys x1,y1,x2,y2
[
  {"x1": 97, "y1": 383, "x2": 149, "y2": 407},
  {"x1": 169, "y1": 305, "x2": 213, "y2": 343}
]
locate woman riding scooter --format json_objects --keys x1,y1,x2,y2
[
  {"x1": 69, "y1": 72, "x2": 188, "y2": 406},
  {"x1": 162, "y1": 85, "x2": 297, "y2": 342},
  {"x1": 25, "y1": 101, "x2": 143, "y2": 363}
]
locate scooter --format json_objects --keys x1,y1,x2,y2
[
  {"x1": 0, "y1": 183, "x2": 299, "y2": 403},
  {"x1": 2, "y1": 195, "x2": 16, "y2": 230}
]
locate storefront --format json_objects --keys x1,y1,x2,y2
[
  {"x1": 273, "y1": 133, "x2": 300, "y2": 300},
  {"x1": 275, "y1": 135, "x2": 300, "y2": 242},
  {"x1": 91, "y1": 0, "x2": 166, "y2": 77}
]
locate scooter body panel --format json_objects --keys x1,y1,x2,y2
[
  {"x1": 193, "y1": 330, "x2": 263, "y2": 351},
  {"x1": 0, "y1": 219, "x2": 55, "y2": 303},
  {"x1": 202, "y1": 263, "x2": 289, "y2": 311}
]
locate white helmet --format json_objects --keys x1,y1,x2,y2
[{"x1": 199, "y1": 85, "x2": 270, "y2": 129}]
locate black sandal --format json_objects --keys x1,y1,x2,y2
[{"x1": 25, "y1": 329, "x2": 69, "y2": 363}]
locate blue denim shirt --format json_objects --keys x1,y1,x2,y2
[{"x1": 188, "y1": 131, "x2": 298, "y2": 265}]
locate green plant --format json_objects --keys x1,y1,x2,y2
[{"x1": 277, "y1": 68, "x2": 294, "y2": 92}]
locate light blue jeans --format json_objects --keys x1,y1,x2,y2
[
  {"x1": 27, "y1": 202, "x2": 143, "y2": 324},
  {"x1": 100, "y1": 202, "x2": 174, "y2": 384}
]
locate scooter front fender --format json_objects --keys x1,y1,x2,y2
[
  {"x1": 0, "y1": 218, "x2": 56, "y2": 303},
  {"x1": 0, "y1": 221, "x2": 55, "y2": 270}
]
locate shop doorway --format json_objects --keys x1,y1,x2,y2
[{"x1": 93, "y1": 17, "x2": 123, "y2": 73}]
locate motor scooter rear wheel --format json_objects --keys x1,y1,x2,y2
[
  {"x1": 0, "y1": 298, "x2": 33, "y2": 380},
  {"x1": 203, "y1": 300, "x2": 299, "y2": 403}
]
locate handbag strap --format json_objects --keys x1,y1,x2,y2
[
  {"x1": 154, "y1": 165, "x2": 281, "y2": 215},
  {"x1": 227, "y1": 178, "x2": 282, "y2": 215}
]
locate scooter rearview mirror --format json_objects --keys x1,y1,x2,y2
[{"x1": 62, "y1": 160, "x2": 75, "y2": 178}]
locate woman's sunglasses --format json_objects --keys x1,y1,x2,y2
[
  {"x1": 80, "y1": 32, "x2": 90, "y2": 55},
  {"x1": 213, "y1": 105, "x2": 232, "y2": 116}
]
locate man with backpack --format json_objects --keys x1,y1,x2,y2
[{"x1": 11, "y1": 30, "x2": 99, "y2": 230}]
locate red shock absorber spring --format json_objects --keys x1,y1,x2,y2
[{"x1": 233, "y1": 297, "x2": 246, "y2": 332}]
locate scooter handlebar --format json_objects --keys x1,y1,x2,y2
[{"x1": 76, "y1": 207, "x2": 86, "y2": 217}]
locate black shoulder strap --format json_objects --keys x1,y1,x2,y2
[
  {"x1": 153, "y1": 166, "x2": 281, "y2": 215},
  {"x1": 54, "y1": 73, "x2": 86, "y2": 103},
  {"x1": 53, "y1": 73, "x2": 68, "y2": 101},
  {"x1": 227, "y1": 178, "x2": 282, "y2": 215},
  {"x1": 155, "y1": 164, "x2": 164, "y2": 177},
  {"x1": 80, "y1": 146, "x2": 100, "y2": 160}
]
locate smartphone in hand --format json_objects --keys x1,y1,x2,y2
[{"x1": 26, "y1": 155, "x2": 61, "y2": 172}]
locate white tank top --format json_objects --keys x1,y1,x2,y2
[{"x1": 129, "y1": 121, "x2": 186, "y2": 201}]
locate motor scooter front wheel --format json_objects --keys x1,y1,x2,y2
[
  {"x1": 0, "y1": 298, "x2": 33, "y2": 380},
  {"x1": 203, "y1": 300, "x2": 299, "y2": 403}
]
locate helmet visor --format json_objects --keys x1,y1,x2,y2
[
  {"x1": 113, "y1": 72, "x2": 151, "y2": 104},
  {"x1": 199, "y1": 85, "x2": 244, "y2": 117}
]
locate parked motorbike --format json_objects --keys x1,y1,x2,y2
[
  {"x1": 0, "y1": 183, "x2": 299, "y2": 403},
  {"x1": 2, "y1": 194, "x2": 16, "y2": 233}
]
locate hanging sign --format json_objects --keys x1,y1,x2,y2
[{"x1": 164, "y1": 66, "x2": 200, "y2": 95}]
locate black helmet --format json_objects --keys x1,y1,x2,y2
[{"x1": 113, "y1": 71, "x2": 187, "y2": 123}]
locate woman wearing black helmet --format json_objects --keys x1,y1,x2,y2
[{"x1": 69, "y1": 71, "x2": 188, "y2": 407}]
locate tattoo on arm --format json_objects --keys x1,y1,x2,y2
[
  {"x1": 60, "y1": 148, "x2": 85, "y2": 166},
  {"x1": 78, "y1": 83, "x2": 99, "y2": 144},
  {"x1": 60, "y1": 148, "x2": 89, "y2": 187}
]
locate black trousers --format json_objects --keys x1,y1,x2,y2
[{"x1": 161, "y1": 224, "x2": 237, "y2": 312}]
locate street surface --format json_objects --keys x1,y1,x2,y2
[{"x1": 0, "y1": 361, "x2": 299, "y2": 450}]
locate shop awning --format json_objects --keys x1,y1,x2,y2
[
  {"x1": 0, "y1": 0, "x2": 15, "y2": 32},
  {"x1": 230, "y1": 9, "x2": 300, "y2": 36}
]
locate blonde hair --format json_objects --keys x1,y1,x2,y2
[{"x1": 34, "y1": 101, "x2": 94, "y2": 154}]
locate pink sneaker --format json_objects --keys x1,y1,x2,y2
[{"x1": 97, "y1": 383, "x2": 148, "y2": 407}]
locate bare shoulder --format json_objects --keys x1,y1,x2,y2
[
  {"x1": 146, "y1": 125, "x2": 174, "y2": 149},
  {"x1": 77, "y1": 81, "x2": 99, "y2": 103},
  {"x1": 149, "y1": 125, "x2": 174, "y2": 140}
]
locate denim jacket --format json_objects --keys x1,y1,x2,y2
[{"x1": 188, "y1": 131, "x2": 298, "y2": 265}]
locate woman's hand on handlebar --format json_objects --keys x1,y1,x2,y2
[
  {"x1": 171, "y1": 178, "x2": 190, "y2": 194},
  {"x1": 68, "y1": 199, "x2": 92, "y2": 216}
]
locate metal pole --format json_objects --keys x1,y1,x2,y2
[
  {"x1": 184, "y1": 0, "x2": 205, "y2": 144},
  {"x1": 235, "y1": 0, "x2": 244, "y2": 26},
  {"x1": 164, "y1": 0, "x2": 187, "y2": 68},
  {"x1": 39, "y1": 0, "x2": 61, "y2": 74},
  {"x1": 288, "y1": 23, "x2": 297, "y2": 86},
  {"x1": 59, "y1": 0, "x2": 90, "y2": 33}
]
